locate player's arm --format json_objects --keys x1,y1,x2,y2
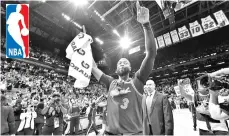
[
  {"x1": 92, "y1": 59, "x2": 114, "y2": 90},
  {"x1": 135, "y1": 23, "x2": 157, "y2": 84},
  {"x1": 135, "y1": 1, "x2": 157, "y2": 86}
]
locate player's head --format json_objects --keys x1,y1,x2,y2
[
  {"x1": 16, "y1": 4, "x2": 22, "y2": 12},
  {"x1": 116, "y1": 58, "x2": 131, "y2": 76},
  {"x1": 144, "y1": 80, "x2": 156, "y2": 94}
]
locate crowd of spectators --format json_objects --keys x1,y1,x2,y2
[
  {"x1": 0, "y1": 56, "x2": 107, "y2": 135},
  {"x1": 1, "y1": 35, "x2": 69, "y2": 68},
  {"x1": 154, "y1": 42, "x2": 229, "y2": 69},
  {"x1": 1, "y1": 30, "x2": 229, "y2": 135}
]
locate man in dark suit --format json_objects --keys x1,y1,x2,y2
[
  {"x1": 1, "y1": 95, "x2": 16, "y2": 135},
  {"x1": 142, "y1": 80, "x2": 174, "y2": 135}
]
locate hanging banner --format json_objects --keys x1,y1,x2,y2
[
  {"x1": 201, "y1": 15, "x2": 218, "y2": 33},
  {"x1": 214, "y1": 10, "x2": 229, "y2": 28},
  {"x1": 178, "y1": 25, "x2": 191, "y2": 40},
  {"x1": 163, "y1": 32, "x2": 172, "y2": 46},
  {"x1": 189, "y1": 20, "x2": 204, "y2": 37},
  {"x1": 157, "y1": 36, "x2": 165, "y2": 48},
  {"x1": 170, "y1": 29, "x2": 180, "y2": 43}
]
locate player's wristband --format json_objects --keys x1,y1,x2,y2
[{"x1": 142, "y1": 22, "x2": 151, "y2": 29}]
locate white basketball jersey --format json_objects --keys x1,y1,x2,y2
[
  {"x1": 170, "y1": 29, "x2": 180, "y2": 43},
  {"x1": 163, "y1": 33, "x2": 172, "y2": 46},
  {"x1": 214, "y1": 10, "x2": 229, "y2": 28},
  {"x1": 189, "y1": 21, "x2": 204, "y2": 37},
  {"x1": 157, "y1": 36, "x2": 165, "y2": 48},
  {"x1": 201, "y1": 15, "x2": 217, "y2": 33},
  {"x1": 178, "y1": 25, "x2": 191, "y2": 40}
]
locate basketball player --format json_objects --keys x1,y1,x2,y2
[
  {"x1": 6, "y1": 4, "x2": 28, "y2": 57},
  {"x1": 91, "y1": 1, "x2": 157, "y2": 135}
]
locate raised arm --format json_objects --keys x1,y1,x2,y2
[
  {"x1": 91, "y1": 60, "x2": 104, "y2": 82},
  {"x1": 135, "y1": 1, "x2": 157, "y2": 84},
  {"x1": 92, "y1": 59, "x2": 114, "y2": 90}
]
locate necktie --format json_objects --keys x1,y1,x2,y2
[{"x1": 146, "y1": 94, "x2": 152, "y2": 115}]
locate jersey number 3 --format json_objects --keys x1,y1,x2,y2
[{"x1": 120, "y1": 98, "x2": 129, "y2": 109}]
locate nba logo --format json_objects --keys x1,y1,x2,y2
[{"x1": 6, "y1": 4, "x2": 29, "y2": 58}]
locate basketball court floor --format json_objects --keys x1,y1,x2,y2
[{"x1": 87, "y1": 109, "x2": 199, "y2": 136}]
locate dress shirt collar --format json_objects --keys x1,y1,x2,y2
[{"x1": 147, "y1": 90, "x2": 155, "y2": 97}]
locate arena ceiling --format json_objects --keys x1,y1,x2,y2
[
  {"x1": 26, "y1": 0, "x2": 164, "y2": 55},
  {"x1": 1, "y1": 0, "x2": 229, "y2": 74}
]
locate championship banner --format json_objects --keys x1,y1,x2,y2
[
  {"x1": 189, "y1": 20, "x2": 204, "y2": 37},
  {"x1": 163, "y1": 32, "x2": 172, "y2": 46},
  {"x1": 174, "y1": 86, "x2": 181, "y2": 96},
  {"x1": 178, "y1": 25, "x2": 191, "y2": 40},
  {"x1": 214, "y1": 10, "x2": 229, "y2": 28},
  {"x1": 157, "y1": 36, "x2": 165, "y2": 48},
  {"x1": 170, "y1": 29, "x2": 180, "y2": 43},
  {"x1": 201, "y1": 15, "x2": 218, "y2": 33}
]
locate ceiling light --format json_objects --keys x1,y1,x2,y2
[
  {"x1": 95, "y1": 38, "x2": 103, "y2": 45},
  {"x1": 120, "y1": 37, "x2": 131, "y2": 49},
  {"x1": 71, "y1": 0, "x2": 88, "y2": 6},
  {"x1": 73, "y1": 22, "x2": 82, "y2": 29},
  {"x1": 113, "y1": 29, "x2": 120, "y2": 37},
  {"x1": 62, "y1": 13, "x2": 71, "y2": 21}
]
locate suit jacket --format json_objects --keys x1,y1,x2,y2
[
  {"x1": 1, "y1": 105, "x2": 15, "y2": 134},
  {"x1": 142, "y1": 92, "x2": 174, "y2": 135}
]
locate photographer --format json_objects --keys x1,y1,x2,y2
[
  {"x1": 207, "y1": 68, "x2": 229, "y2": 120},
  {"x1": 41, "y1": 93, "x2": 67, "y2": 135},
  {"x1": 178, "y1": 78, "x2": 228, "y2": 135},
  {"x1": 13, "y1": 99, "x2": 23, "y2": 134}
]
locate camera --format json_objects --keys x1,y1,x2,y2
[
  {"x1": 54, "y1": 98, "x2": 61, "y2": 104},
  {"x1": 196, "y1": 74, "x2": 229, "y2": 91}
]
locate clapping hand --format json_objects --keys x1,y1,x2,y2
[{"x1": 136, "y1": 0, "x2": 149, "y2": 24}]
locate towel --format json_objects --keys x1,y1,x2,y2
[
  {"x1": 66, "y1": 32, "x2": 93, "y2": 88},
  {"x1": 66, "y1": 32, "x2": 93, "y2": 60}
]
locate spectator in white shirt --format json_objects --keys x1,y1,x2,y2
[{"x1": 17, "y1": 104, "x2": 37, "y2": 135}]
